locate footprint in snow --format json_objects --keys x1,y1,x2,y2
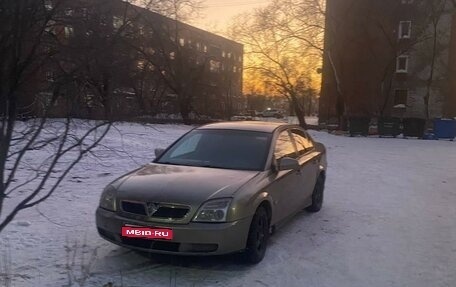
[
  {"x1": 98, "y1": 172, "x2": 112, "y2": 177},
  {"x1": 16, "y1": 221, "x2": 31, "y2": 227},
  {"x1": 72, "y1": 176, "x2": 89, "y2": 179}
]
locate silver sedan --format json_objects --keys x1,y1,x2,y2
[{"x1": 96, "y1": 121, "x2": 327, "y2": 263}]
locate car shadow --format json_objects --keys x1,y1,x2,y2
[{"x1": 134, "y1": 251, "x2": 251, "y2": 271}]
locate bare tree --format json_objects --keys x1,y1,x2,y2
[
  {"x1": 128, "y1": 0, "x2": 205, "y2": 124},
  {"x1": 0, "y1": 0, "x2": 114, "y2": 233},
  {"x1": 420, "y1": 0, "x2": 454, "y2": 120},
  {"x1": 229, "y1": 0, "x2": 324, "y2": 128}
]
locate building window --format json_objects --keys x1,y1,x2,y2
[
  {"x1": 138, "y1": 25, "x2": 145, "y2": 35},
  {"x1": 196, "y1": 42, "x2": 201, "y2": 51},
  {"x1": 222, "y1": 51, "x2": 226, "y2": 58},
  {"x1": 137, "y1": 60, "x2": 146, "y2": 70},
  {"x1": 85, "y1": 94, "x2": 96, "y2": 108},
  {"x1": 44, "y1": 0, "x2": 53, "y2": 10},
  {"x1": 398, "y1": 21, "x2": 411, "y2": 39},
  {"x1": 169, "y1": 52, "x2": 176, "y2": 60},
  {"x1": 394, "y1": 89, "x2": 408, "y2": 106},
  {"x1": 396, "y1": 55, "x2": 409, "y2": 73},
  {"x1": 238, "y1": 56, "x2": 242, "y2": 62},
  {"x1": 209, "y1": 60, "x2": 221, "y2": 72},
  {"x1": 146, "y1": 47, "x2": 155, "y2": 55},
  {"x1": 45, "y1": 71, "x2": 55, "y2": 82},
  {"x1": 113, "y1": 16, "x2": 124, "y2": 30},
  {"x1": 64, "y1": 8, "x2": 74, "y2": 16},
  {"x1": 233, "y1": 66, "x2": 237, "y2": 73},
  {"x1": 45, "y1": 20, "x2": 56, "y2": 33},
  {"x1": 81, "y1": 8, "x2": 88, "y2": 18},
  {"x1": 64, "y1": 26, "x2": 74, "y2": 38},
  {"x1": 227, "y1": 52, "x2": 232, "y2": 59},
  {"x1": 100, "y1": 15, "x2": 108, "y2": 26},
  {"x1": 203, "y1": 45, "x2": 208, "y2": 53},
  {"x1": 179, "y1": 38, "x2": 185, "y2": 46}
]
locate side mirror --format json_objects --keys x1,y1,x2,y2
[
  {"x1": 277, "y1": 157, "x2": 300, "y2": 171},
  {"x1": 154, "y1": 148, "x2": 165, "y2": 158}
]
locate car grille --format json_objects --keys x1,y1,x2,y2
[
  {"x1": 153, "y1": 207, "x2": 189, "y2": 219},
  {"x1": 121, "y1": 200, "x2": 190, "y2": 219},
  {"x1": 121, "y1": 201, "x2": 147, "y2": 215}
]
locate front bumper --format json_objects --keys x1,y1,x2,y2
[{"x1": 96, "y1": 207, "x2": 252, "y2": 255}]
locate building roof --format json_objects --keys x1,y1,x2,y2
[
  {"x1": 127, "y1": 2, "x2": 243, "y2": 49},
  {"x1": 198, "y1": 121, "x2": 293, "y2": 133}
]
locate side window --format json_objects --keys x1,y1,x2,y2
[
  {"x1": 291, "y1": 129, "x2": 314, "y2": 155},
  {"x1": 169, "y1": 134, "x2": 202, "y2": 158},
  {"x1": 274, "y1": 130, "x2": 297, "y2": 160}
]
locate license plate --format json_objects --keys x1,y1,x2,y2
[{"x1": 121, "y1": 226, "x2": 173, "y2": 240}]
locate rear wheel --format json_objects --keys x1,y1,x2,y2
[
  {"x1": 243, "y1": 206, "x2": 270, "y2": 264},
  {"x1": 306, "y1": 174, "x2": 325, "y2": 212}
]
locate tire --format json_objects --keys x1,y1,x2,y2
[
  {"x1": 243, "y1": 206, "x2": 270, "y2": 264},
  {"x1": 306, "y1": 174, "x2": 325, "y2": 213}
]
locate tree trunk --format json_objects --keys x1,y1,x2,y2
[
  {"x1": 336, "y1": 96, "x2": 346, "y2": 130},
  {"x1": 179, "y1": 99, "x2": 192, "y2": 125},
  {"x1": 425, "y1": 26, "x2": 438, "y2": 121},
  {"x1": 291, "y1": 94, "x2": 307, "y2": 129}
]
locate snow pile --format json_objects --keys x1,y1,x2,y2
[{"x1": 1, "y1": 121, "x2": 455, "y2": 287}]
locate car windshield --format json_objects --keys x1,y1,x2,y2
[{"x1": 156, "y1": 129, "x2": 272, "y2": 171}]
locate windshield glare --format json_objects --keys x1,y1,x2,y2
[{"x1": 157, "y1": 129, "x2": 272, "y2": 171}]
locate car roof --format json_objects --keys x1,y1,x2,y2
[{"x1": 197, "y1": 121, "x2": 297, "y2": 133}]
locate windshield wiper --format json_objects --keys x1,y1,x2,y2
[
  {"x1": 198, "y1": 164, "x2": 240, "y2": 170},
  {"x1": 159, "y1": 161, "x2": 245, "y2": 170},
  {"x1": 158, "y1": 161, "x2": 190, "y2": 166}
]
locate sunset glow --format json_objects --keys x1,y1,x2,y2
[{"x1": 195, "y1": 0, "x2": 272, "y2": 30}]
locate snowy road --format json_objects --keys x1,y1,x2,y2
[{"x1": 2, "y1": 122, "x2": 456, "y2": 287}]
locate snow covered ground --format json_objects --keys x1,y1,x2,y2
[{"x1": 1, "y1": 121, "x2": 456, "y2": 287}]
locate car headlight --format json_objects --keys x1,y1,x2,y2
[
  {"x1": 99, "y1": 185, "x2": 117, "y2": 211},
  {"x1": 193, "y1": 198, "x2": 232, "y2": 222}
]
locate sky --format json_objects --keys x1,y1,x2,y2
[{"x1": 194, "y1": 0, "x2": 271, "y2": 31}]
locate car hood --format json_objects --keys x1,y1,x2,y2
[{"x1": 114, "y1": 163, "x2": 259, "y2": 205}]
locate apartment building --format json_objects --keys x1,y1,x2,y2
[
  {"x1": 22, "y1": 0, "x2": 243, "y2": 120},
  {"x1": 319, "y1": 0, "x2": 456, "y2": 125}
]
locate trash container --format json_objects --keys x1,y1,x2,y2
[
  {"x1": 349, "y1": 117, "x2": 370, "y2": 137},
  {"x1": 403, "y1": 118, "x2": 425, "y2": 138},
  {"x1": 433, "y1": 118, "x2": 456, "y2": 140},
  {"x1": 378, "y1": 117, "x2": 401, "y2": 137}
]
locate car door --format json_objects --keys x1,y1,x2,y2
[
  {"x1": 267, "y1": 129, "x2": 303, "y2": 224},
  {"x1": 290, "y1": 129, "x2": 320, "y2": 207}
]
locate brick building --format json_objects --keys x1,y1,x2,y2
[
  {"x1": 22, "y1": 0, "x2": 243, "y2": 120},
  {"x1": 319, "y1": 0, "x2": 456, "y2": 125}
]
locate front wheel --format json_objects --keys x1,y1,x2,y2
[
  {"x1": 306, "y1": 174, "x2": 325, "y2": 213},
  {"x1": 243, "y1": 206, "x2": 270, "y2": 264}
]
